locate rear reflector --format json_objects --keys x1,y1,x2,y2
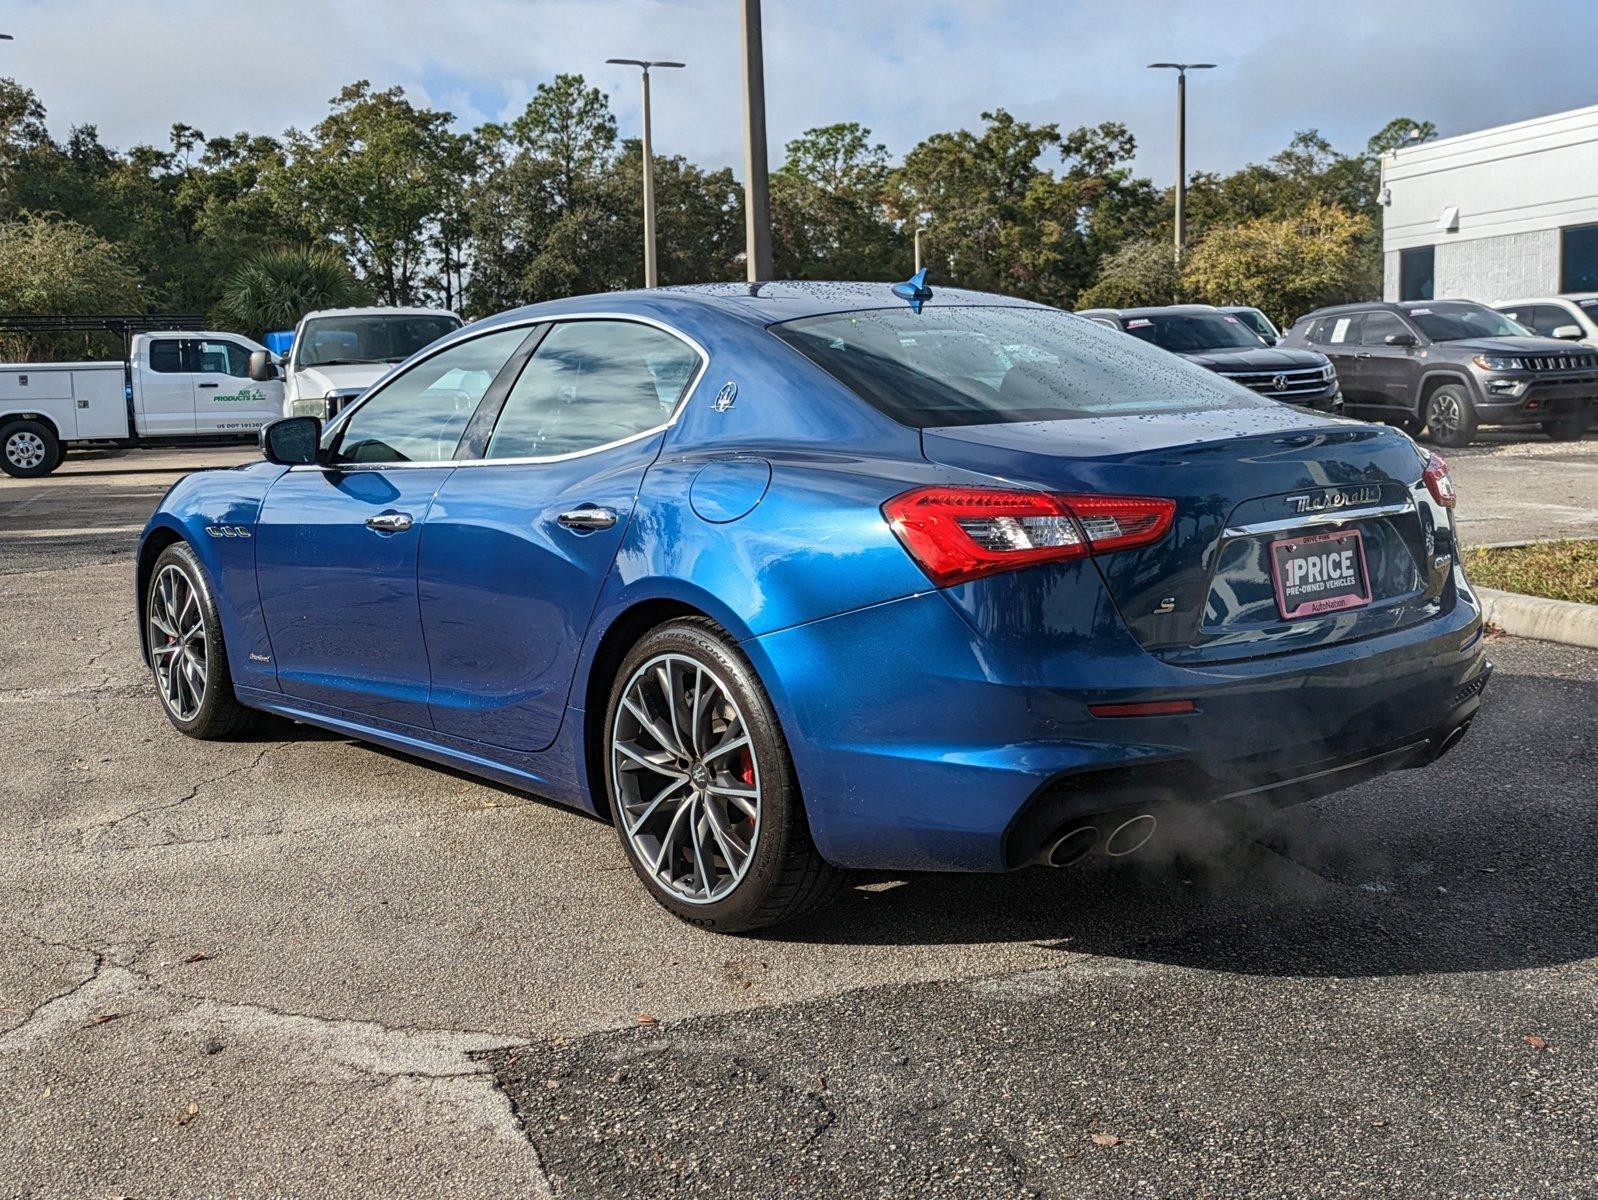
[
  {"x1": 883, "y1": 486, "x2": 1175, "y2": 587},
  {"x1": 1088, "y1": 700, "x2": 1198, "y2": 718},
  {"x1": 1422, "y1": 452, "x2": 1456, "y2": 509}
]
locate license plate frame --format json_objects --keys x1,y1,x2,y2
[{"x1": 1269, "y1": 528, "x2": 1372, "y2": 620}]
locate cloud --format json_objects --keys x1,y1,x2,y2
[{"x1": 5, "y1": 0, "x2": 1596, "y2": 182}]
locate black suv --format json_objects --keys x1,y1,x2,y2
[
  {"x1": 1283, "y1": 299, "x2": 1596, "y2": 447},
  {"x1": 1077, "y1": 305, "x2": 1341, "y2": 412}
]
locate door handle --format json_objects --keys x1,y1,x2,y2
[
  {"x1": 198, "y1": 382, "x2": 219, "y2": 388},
  {"x1": 365, "y1": 512, "x2": 413, "y2": 533},
  {"x1": 557, "y1": 506, "x2": 617, "y2": 531},
  {"x1": 1355, "y1": 352, "x2": 1373, "y2": 359}
]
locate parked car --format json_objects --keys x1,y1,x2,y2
[
  {"x1": 1, "y1": 329, "x2": 283, "y2": 478},
  {"x1": 1492, "y1": 295, "x2": 1598, "y2": 345},
  {"x1": 1219, "y1": 305, "x2": 1282, "y2": 344},
  {"x1": 1284, "y1": 299, "x2": 1596, "y2": 447},
  {"x1": 138, "y1": 281, "x2": 1488, "y2": 931},
  {"x1": 249, "y1": 306, "x2": 462, "y2": 421},
  {"x1": 1076, "y1": 305, "x2": 1341, "y2": 412}
]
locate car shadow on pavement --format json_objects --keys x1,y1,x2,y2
[{"x1": 774, "y1": 668, "x2": 1598, "y2": 981}]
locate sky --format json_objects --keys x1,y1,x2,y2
[{"x1": 4, "y1": 0, "x2": 1598, "y2": 182}]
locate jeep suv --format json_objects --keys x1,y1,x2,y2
[
  {"x1": 1077, "y1": 305, "x2": 1341, "y2": 412},
  {"x1": 1284, "y1": 299, "x2": 1596, "y2": 447}
]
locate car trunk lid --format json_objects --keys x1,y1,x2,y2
[{"x1": 920, "y1": 408, "x2": 1453, "y2": 661}]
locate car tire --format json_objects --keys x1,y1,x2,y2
[
  {"x1": 604, "y1": 618, "x2": 843, "y2": 933},
  {"x1": 1, "y1": 418, "x2": 61, "y2": 478},
  {"x1": 146, "y1": 542, "x2": 266, "y2": 740},
  {"x1": 1423, "y1": 385, "x2": 1479, "y2": 448},
  {"x1": 1541, "y1": 410, "x2": 1592, "y2": 441}
]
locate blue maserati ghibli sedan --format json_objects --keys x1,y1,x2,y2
[{"x1": 138, "y1": 278, "x2": 1490, "y2": 931}]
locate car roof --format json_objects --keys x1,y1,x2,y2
[
  {"x1": 1299, "y1": 299, "x2": 1490, "y2": 320},
  {"x1": 1075, "y1": 304, "x2": 1219, "y2": 319},
  {"x1": 469, "y1": 281, "x2": 1047, "y2": 336},
  {"x1": 1493, "y1": 295, "x2": 1593, "y2": 306},
  {"x1": 299, "y1": 306, "x2": 462, "y2": 322}
]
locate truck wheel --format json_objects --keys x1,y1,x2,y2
[
  {"x1": 1423, "y1": 385, "x2": 1478, "y2": 448},
  {"x1": 0, "y1": 418, "x2": 61, "y2": 478},
  {"x1": 1541, "y1": 410, "x2": 1592, "y2": 441}
]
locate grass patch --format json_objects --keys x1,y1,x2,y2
[{"x1": 1465, "y1": 539, "x2": 1598, "y2": 606}]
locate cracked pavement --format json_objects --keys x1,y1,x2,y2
[{"x1": 2, "y1": 446, "x2": 1596, "y2": 1198}]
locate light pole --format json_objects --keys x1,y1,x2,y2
[
  {"x1": 913, "y1": 226, "x2": 927, "y2": 273},
  {"x1": 1148, "y1": 62, "x2": 1214, "y2": 261},
  {"x1": 607, "y1": 58, "x2": 684, "y2": 289},
  {"x1": 740, "y1": 0, "x2": 772, "y2": 282}
]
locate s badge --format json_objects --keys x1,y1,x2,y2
[{"x1": 712, "y1": 381, "x2": 738, "y2": 412}]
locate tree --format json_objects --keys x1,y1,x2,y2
[
  {"x1": 218, "y1": 246, "x2": 371, "y2": 333},
  {"x1": 1077, "y1": 238, "x2": 1181, "y2": 308},
  {"x1": 0, "y1": 213, "x2": 143, "y2": 358},
  {"x1": 272, "y1": 82, "x2": 467, "y2": 305},
  {"x1": 1182, "y1": 201, "x2": 1375, "y2": 328},
  {"x1": 1367, "y1": 117, "x2": 1438, "y2": 156},
  {"x1": 772, "y1": 122, "x2": 900, "y2": 279}
]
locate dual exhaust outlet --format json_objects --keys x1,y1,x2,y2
[{"x1": 1038, "y1": 812, "x2": 1158, "y2": 868}]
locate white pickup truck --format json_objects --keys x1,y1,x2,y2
[
  {"x1": 251, "y1": 306, "x2": 462, "y2": 421},
  {"x1": 1, "y1": 331, "x2": 284, "y2": 477}
]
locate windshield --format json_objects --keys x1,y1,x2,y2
[
  {"x1": 1227, "y1": 310, "x2": 1277, "y2": 341},
  {"x1": 1406, "y1": 303, "x2": 1531, "y2": 342},
  {"x1": 770, "y1": 306, "x2": 1273, "y2": 428},
  {"x1": 295, "y1": 314, "x2": 462, "y2": 368},
  {"x1": 1119, "y1": 312, "x2": 1268, "y2": 352}
]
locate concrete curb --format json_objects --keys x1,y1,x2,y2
[{"x1": 1476, "y1": 587, "x2": 1598, "y2": 650}]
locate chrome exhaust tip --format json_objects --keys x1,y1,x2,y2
[
  {"x1": 1040, "y1": 824, "x2": 1099, "y2": 868},
  {"x1": 1104, "y1": 813, "x2": 1157, "y2": 858}
]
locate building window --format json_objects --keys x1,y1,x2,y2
[
  {"x1": 1399, "y1": 246, "x2": 1435, "y2": 302},
  {"x1": 1561, "y1": 224, "x2": 1598, "y2": 293}
]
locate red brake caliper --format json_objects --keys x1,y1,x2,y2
[{"x1": 737, "y1": 748, "x2": 755, "y2": 828}]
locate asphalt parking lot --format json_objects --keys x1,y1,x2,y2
[{"x1": 1, "y1": 435, "x2": 1595, "y2": 1198}]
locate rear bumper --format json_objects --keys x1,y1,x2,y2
[{"x1": 746, "y1": 567, "x2": 1488, "y2": 873}]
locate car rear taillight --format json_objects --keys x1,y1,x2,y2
[
  {"x1": 882, "y1": 486, "x2": 1175, "y2": 587},
  {"x1": 1422, "y1": 452, "x2": 1456, "y2": 509}
]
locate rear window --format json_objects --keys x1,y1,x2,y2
[{"x1": 770, "y1": 306, "x2": 1270, "y2": 428}]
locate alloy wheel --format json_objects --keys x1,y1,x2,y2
[
  {"x1": 149, "y1": 564, "x2": 208, "y2": 721},
  {"x1": 5, "y1": 430, "x2": 46, "y2": 471},
  {"x1": 610, "y1": 652, "x2": 761, "y2": 904},
  {"x1": 1428, "y1": 393, "x2": 1461, "y2": 441}
]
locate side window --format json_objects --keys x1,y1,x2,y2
[
  {"x1": 331, "y1": 327, "x2": 529, "y2": 465},
  {"x1": 1358, "y1": 312, "x2": 1408, "y2": 346},
  {"x1": 148, "y1": 339, "x2": 185, "y2": 373},
  {"x1": 1326, "y1": 314, "x2": 1363, "y2": 345},
  {"x1": 1530, "y1": 304, "x2": 1576, "y2": 336},
  {"x1": 485, "y1": 321, "x2": 700, "y2": 460},
  {"x1": 192, "y1": 339, "x2": 251, "y2": 377}
]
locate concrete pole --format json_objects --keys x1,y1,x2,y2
[
  {"x1": 914, "y1": 227, "x2": 924, "y2": 273},
  {"x1": 740, "y1": 0, "x2": 773, "y2": 282},
  {"x1": 1174, "y1": 69, "x2": 1187, "y2": 262},
  {"x1": 641, "y1": 67, "x2": 658, "y2": 288}
]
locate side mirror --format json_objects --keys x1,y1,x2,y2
[
  {"x1": 1552, "y1": 324, "x2": 1586, "y2": 341},
  {"x1": 260, "y1": 416, "x2": 322, "y2": 466},
  {"x1": 1385, "y1": 332, "x2": 1419, "y2": 348},
  {"x1": 248, "y1": 350, "x2": 281, "y2": 382}
]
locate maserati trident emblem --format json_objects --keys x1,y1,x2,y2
[
  {"x1": 1272, "y1": 373, "x2": 1288, "y2": 391},
  {"x1": 1285, "y1": 486, "x2": 1381, "y2": 515},
  {"x1": 712, "y1": 381, "x2": 738, "y2": 412}
]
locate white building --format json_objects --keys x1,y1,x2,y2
[{"x1": 1380, "y1": 103, "x2": 1598, "y2": 303}]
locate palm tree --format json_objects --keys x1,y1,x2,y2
[{"x1": 220, "y1": 247, "x2": 371, "y2": 332}]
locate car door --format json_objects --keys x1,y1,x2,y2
[
  {"x1": 138, "y1": 336, "x2": 197, "y2": 435},
  {"x1": 1317, "y1": 313, "x2": 1366, "y2": 402},
  {"x1": 254, "y1": 326, "x2": 532, "y2": 727},
  {"x1": 419, "y1": 317, "x2": 705, "y2": 752},
  {"x1": 190, "y1": 337, "x2": 278, "y2": 433},
  {"x1": 1351, "y1": 311, "x2": 1422, "y2": 411}
]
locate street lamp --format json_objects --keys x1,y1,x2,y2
[
  {"x1": 913, "y1": 226, "x2": 928, "y2": 273},
  {"x1": 740, "y1": 0, "x2": 773, "y2": 283},
  {"x1": 1148, "y1": 62, "x2": 1215, "y2": 261},
  {"x1": 607, "y1": 57, "x2": 685, "y2": 289}
]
